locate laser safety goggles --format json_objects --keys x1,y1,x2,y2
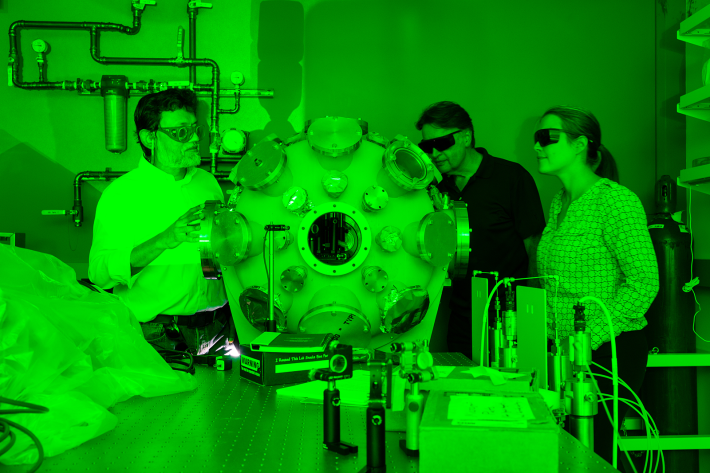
[
  {"x1": 157, "y1": 124, "x2": 206, "y2": 143},
  {"x1": 417, "y1": 128, "x2": 584, "y2": 154}
]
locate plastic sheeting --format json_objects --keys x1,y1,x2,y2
[{"x1": 0, "y1": 245, "x2": 197, "y2": 467}]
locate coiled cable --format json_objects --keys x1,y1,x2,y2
[{"x1": 0, "y1": 396, "x2": 49, "y2": 473}]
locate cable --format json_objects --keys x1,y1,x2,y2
[
  {"x1": 479, "y1": 278, "x2": 503, "y2": 366},
  {"x1": 686, "y1": 188, "x2": 708, "y2": 343},
  {"x1": 478, "y1": 277, "x2": 623, "y2": 467},
  {"x1": 479, "y1": 274, "x2": 561, "y2": 368},
  {"x1": 591, "y1": 363, "x2": 665, "y2": 473},
  {"x1": 584, "y1": 366, "x2": 643, "y2": 472},
  {"x1": 594, "y1": 393, "x2": 655, "y2": 473},
  {"x1": 590, "y1": 378, "x2": 665, "y2": 473},
  {"x1": 0, "y1": 396, "x2": 49, "y2": 473},
  {"x1": 148, "y1": 342, "x2": 195, "y2": 375},
  {"x1": 596, "y1": 396, "x2": 659, "y2": 473}
]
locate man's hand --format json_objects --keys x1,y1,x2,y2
[{"x1": 160, "y1": 203, "x2": 206, "y2": 250}]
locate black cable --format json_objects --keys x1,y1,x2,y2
[
  {"x1": 0, "y1": 396, "x2": 49, "y2": 473},
  {"x1": 148, "y1": 342, "x2": 195, "y2": 375}
]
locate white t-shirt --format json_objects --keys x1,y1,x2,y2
[{"x1": 88, "y1": 157, "x2": 227, "y2": 323}]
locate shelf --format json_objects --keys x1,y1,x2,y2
[
  {"x1": 678, "y1": 89, "x2": 710, "y2": 121},
  {"x1": 678, "y1": 6, "x2": 710, "y2": 48},
  {"x1": 676, "y1": 7, "x2": 710, "y2": 195},
  {"x1": 646, "y1": 352, "x2": 710, "y2": 367},
  {"x1": 677, "y1": 162, "x2": 710, "y2": 195},
  {"x1": 619, "y1": 434, "x2": 710, "y2": 452}
]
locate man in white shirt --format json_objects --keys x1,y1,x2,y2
[{"x1": 88, "y1": 89, "x2": 232, "y2": 356}]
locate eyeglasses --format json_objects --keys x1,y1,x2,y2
[
  {"x1": 417, "y1": 128, "x2": 593, "y2": 154},
  {"x1": 418, "y1": 130, "x2": 465, "y2": 154},
  {"x1": 157, "y1": 125, "x2": 205, "y2": 143},
  {"x1": 534, "y1": 128, "x2": 593, "y2": 147}
]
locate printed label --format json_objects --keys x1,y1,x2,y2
[
  {"x1": 275, "y1": 353, "x2": 330, "y2": 374},
  {"x1": 680, "y1": 225, "x2": 689, "y2": 233},
  {"x1": 241, "y1": 355, "x2": 261, "y2": 376},
  {"x1": 275, "y1": 353, "x2": 329, "y2": 364}
]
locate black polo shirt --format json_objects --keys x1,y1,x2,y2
[{"x1": 436, "y1": 147, "x2": 547, "y2": 311}]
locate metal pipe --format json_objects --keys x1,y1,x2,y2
[
  {"x1": 189, "y1": 7, "x2": 197, "y2": 86},
  {"x1": 9, "y1": 6, "x2": 270, "y2": 167},
  {"x1": 268, "y1": 221, "x2": 275, "y2": 330},
  {"x1": 65, "y1": 170, "x2": 233, "y2": 227}
]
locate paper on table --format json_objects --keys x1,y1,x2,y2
[
  {"x1": 447, "y1": 395, "x2": 536, "y2": 422},
  {"x1": 538, "y1": 388, "x2": 562, "y2": 411},
  {"x1": 276, "y1": 370, "x2": 371, "y2": 407},
  {"x1": 460, "y1": 366, "x2": 528, "y2": 386},
  {"x1": 433, "y1": 366, "x2": 456, "y2": 378}
]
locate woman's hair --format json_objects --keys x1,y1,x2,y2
[
  {"x1": 542, "y1": 105, "x2": 619, "y2": 183},
  {"x1": 415, "y1": 101, "x2": 619, "y2": 184},
  {"x1": 134, "y1": 88, "x2": 198, "y2": 160}
]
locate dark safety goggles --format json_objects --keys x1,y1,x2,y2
[
  {"x1": 418, "y1": 130, "x2": 465, "y2": 154},
  {"x1": 157, "y1": 125, "x2": 206, "y2": 143},
  {"x1": 417, "y1": 128, "x2": 581, "y2": 154}
]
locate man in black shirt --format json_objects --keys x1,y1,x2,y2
[{"x1": 416, "y1": 101, "x2": 547, "y2": 361}]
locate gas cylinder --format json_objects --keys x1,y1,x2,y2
[{"x1": 642, "y1": 174, "x2": 698, "y2": 473}]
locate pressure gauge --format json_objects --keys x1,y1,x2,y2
[
  {"x1": 32, "y1": 40, "x2": 48, "y2": 53},
  {"x1": 231, "y1": 72, "x2": 245, "y2": 86},
  {"x1": 222, "y1": 128, "x2": 247, "y2": 153}
]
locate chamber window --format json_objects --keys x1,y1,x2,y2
[
  {"x1": 394, "y1": 149, "x2": 426, "y2": 180},
  {"x1": 308, "y1": 212, "x2": 361, "y2": 266}
]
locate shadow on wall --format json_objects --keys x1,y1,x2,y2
[
  {"x1": 0, "y1": 134, "x2": 103, "y2": 274},
  {"x1": 247, "y1": 0, "x2": 304, "y2": 145}
]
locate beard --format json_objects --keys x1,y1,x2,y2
[{"x1": 173, "y1": 151, "x2": 200, "y2": 168}]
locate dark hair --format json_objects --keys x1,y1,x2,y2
[
  {"x1": 541, "y1": 105, "x2": 619, "y2": 184},
  {"x1": 415, "y1": 101, "x2": 475, "y2": 148},
  {"x1": 415, "y1": 101, "x2": 619, "y2": 184},
  {"x1": 134, "y1": 88, "x2": 198, "y2": 159}
]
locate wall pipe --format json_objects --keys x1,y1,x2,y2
[
  {"x1": 8, "y1": 1, "x2": 271, "y2": 226},
  {"x1": 189, "y1": 3, "x2": 197, "y2": 87},
  {"x1": 69, "y1": 164, "x2": 236, "y2": 227}
]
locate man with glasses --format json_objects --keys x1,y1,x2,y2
[
  {"x1": 89, "y1": 89, "x2": 233, "y2": 357},
  {"x1": 416, "y1": 101, "x2": 547, "y2": 362}
]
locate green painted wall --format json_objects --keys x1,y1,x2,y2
[{"x1": 1, "y1": 0, "x2": 659, "y2": 279}]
